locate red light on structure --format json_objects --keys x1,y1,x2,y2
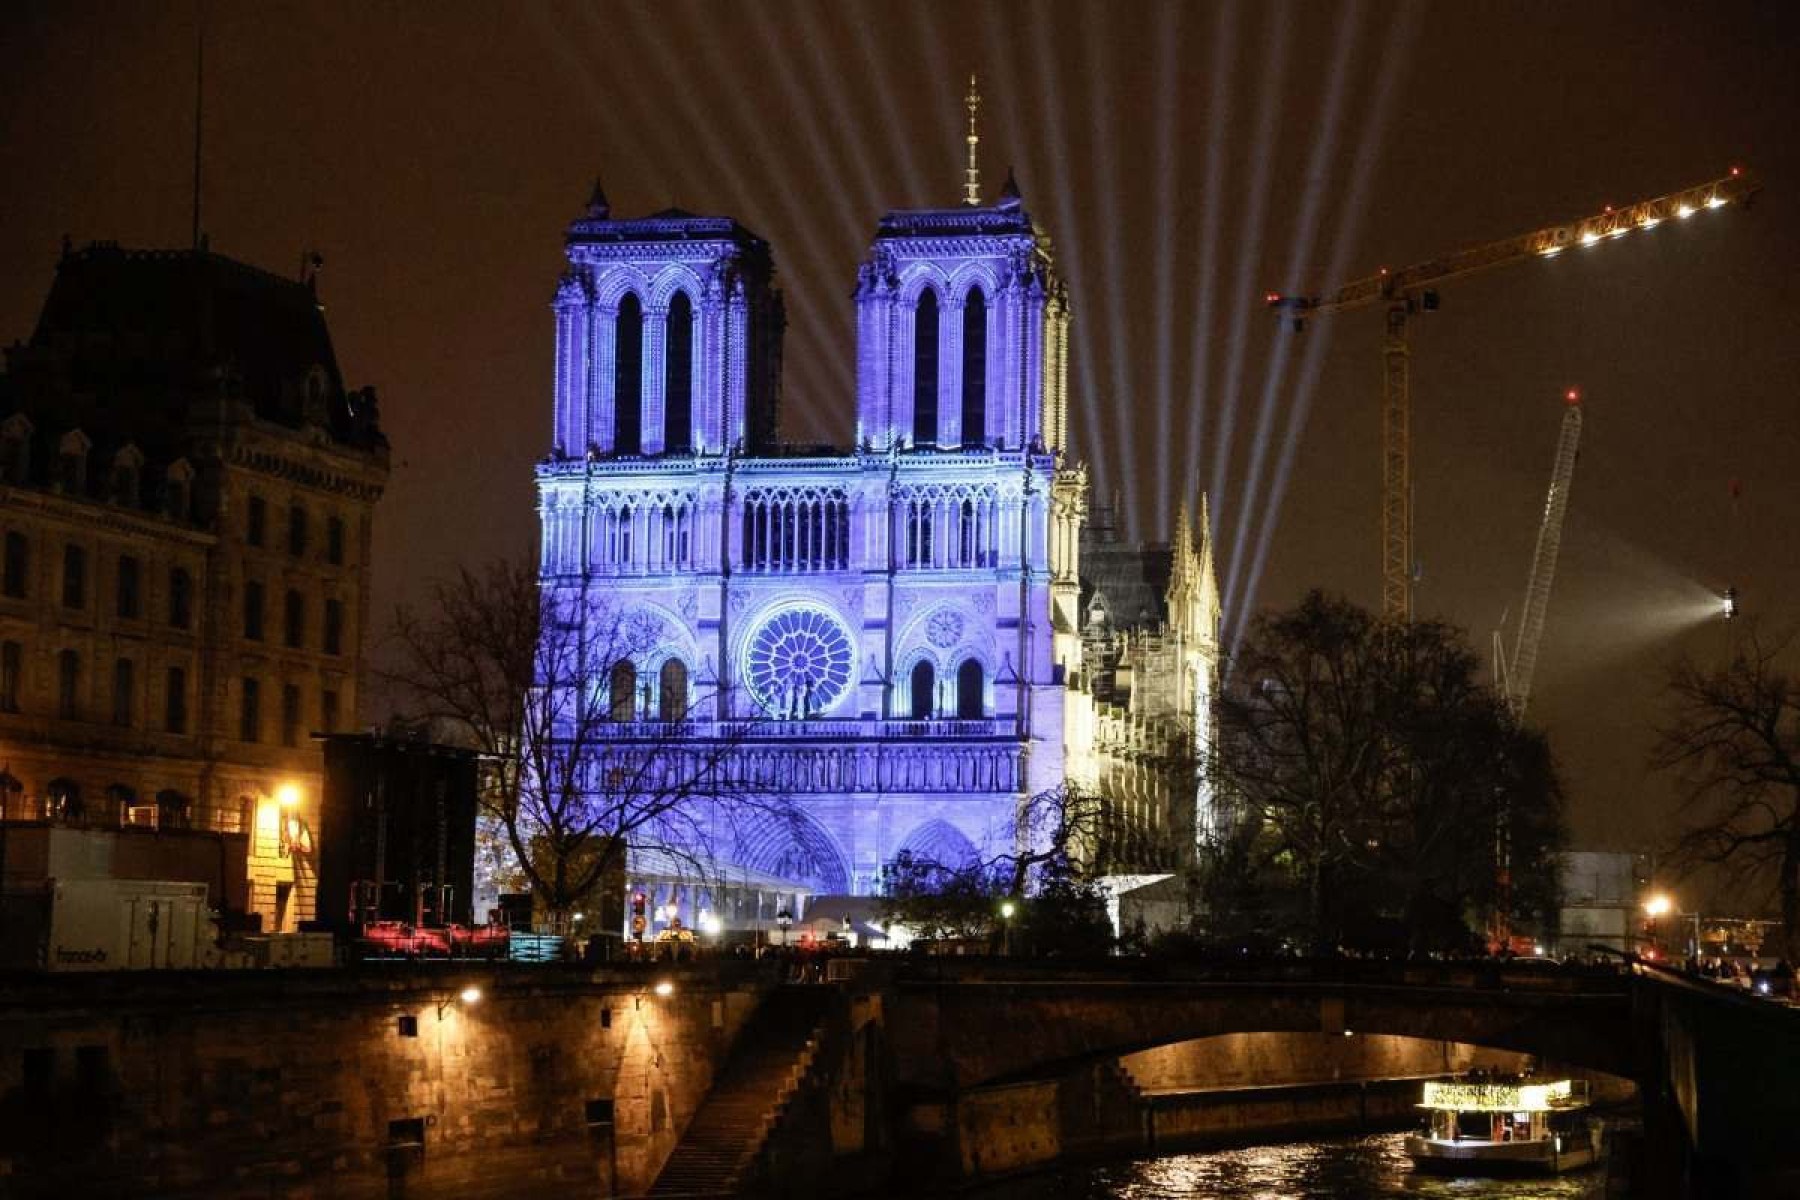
[
  {"x1": 1265, "y1": 291, "x2": 1281, "y2": 305},
  {"x1": 1730, "y1": 165, "x2": 1742, "y2": 177},
  {"x1": 1564, "y1": 387, "x2": 1581, "y2": 405}
]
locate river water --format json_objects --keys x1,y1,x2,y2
[{"x1": 962, "y1": 1132, "x2": 1606, "y2": 1199}]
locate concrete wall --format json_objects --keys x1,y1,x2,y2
[{"x1": 0, "y1": 965, "x2": 766, "y2": 1199}]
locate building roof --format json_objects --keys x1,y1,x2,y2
[{"x1": 4, "y1": 241, "x2": 384, "y2": 456}]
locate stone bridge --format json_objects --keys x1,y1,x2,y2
[
  {"x1": 860, "y1": 958, "x2": 1800, "y2": 1198},
  {"x1": 884, "y1": 967, "x2": 1634, "y2": 1090}
]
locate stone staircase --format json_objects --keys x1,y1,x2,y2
[{"x1": 646, "y1": 985, "x2": 835, "y2": 1197}]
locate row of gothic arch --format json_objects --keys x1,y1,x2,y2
[{"x1": 911, "y1": 285, "x2": 988, "y2": 447}]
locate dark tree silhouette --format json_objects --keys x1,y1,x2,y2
[{"x1": 1653, "y1": 625, "x2": 1800, "y2": 956}]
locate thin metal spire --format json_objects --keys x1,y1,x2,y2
[{"x1": 963, "y1": 73, "x2": 981, "y2": 207}]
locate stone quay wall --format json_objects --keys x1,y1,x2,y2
[{"x1": 0, "y1": 963, "x2": 770, "y2": 1199}]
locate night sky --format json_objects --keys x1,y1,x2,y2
[{"x1": 5, "y1": 2, "x2": 1797, "y2": 896}]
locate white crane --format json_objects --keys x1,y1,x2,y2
[{"x1": 1495, "y1": 390, "x2": 1585, "y2": 720}]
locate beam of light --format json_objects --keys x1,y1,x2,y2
[
  {"x1": 845, "y1": 8, "x2": 928, "y2": 215},
  {"x1": 1084, "y1": 0, "x2": 1135, "y2": 535},
  {"x1": 1230, "y1": 2, "x2": 1423, "y2": 651},
  {"x1": 599, "y1": 3, "x2": 858, "y2": 436},
  {"x1": 1150, "y1": 1, "x2": 1181, "y2": 535},
  {"x1": 903, "y1": 0, "x2": 960, "y2": 207},
  {"x1": 1206, "y1": 1, "x2": 1294, "y2": 557},
  {"x1": 744, "y1": 6, "x2": 880, "y2": 250},
  {"x1": 1025, "y1": 8, "x2": 1107, "y2": 481},
  {"x1": 1180, "y1": 0, "x2": 1240, "y2": 522},
  {"x1": 1222, "y1": 1, "x2": 1364, "y2": 608}
]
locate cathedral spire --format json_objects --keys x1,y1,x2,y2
[
  {"x1": 586, "y1": 175, "x2": 611, "y2": 219},
  {"x1": 963, "y1": 74, "x2": 982, "y2": 206}
]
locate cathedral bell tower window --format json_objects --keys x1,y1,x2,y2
[
  {"x1": 665, "y1": 292, "x2": 694, "y2": 453},
  {"x1": 961, "y1": 287, "x2": 986, "y2": 447},
  {"x1": 912, "y1": 290, "x2": 939, "y2": 447},
  {"x1": 614, "y1": 293, "x2": 644, "y2": 455}
]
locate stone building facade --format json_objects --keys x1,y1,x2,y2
[
  {"x1": 0, "y1": 243, "x2": 388, "y2": 930},
  {"x1": 538, "y1": 165, "x2": 1219, "y2": 919}
]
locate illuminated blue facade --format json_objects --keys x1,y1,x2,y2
[{"x1": 536, "y1": 180, "x2": 1087, "y2": 901}]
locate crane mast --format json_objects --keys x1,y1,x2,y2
[
  {"x1": 1269, "y1": 168, "x2": 1757, "y2": 622},
  {"x1": 1498, "y1": 393, "x2": 1584, "y2": 719}
]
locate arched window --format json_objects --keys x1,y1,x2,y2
[
  {"x1": 46, "y1": 776, "x2": 82, "y2": 822},
  {"x1": 909, "y1": 660, "x2": 935, "y2": 720},
  {"x1": 961, "y1": 287, "x2": 987, "y2": 446},
  {"x1": 156, "y1": 789, "x2": 193, "y2": 830},
  {"x1": 956, "y1": 659, "x2": 984, "y2": 719},
  {"x1": 609, "y1": 660, "x2": 637, "y2": 721},
  {"x1": 912, "y1": 289, "x2": 939, "y2": 446},
  {"x1": 614, "y1": 293, "x2": 643, "y2": 455},
  {"x1": 658, "y1": 658, "x2": 688, "y2": 721},
  {"x1": 665, "y1": 292, "x2": 693, "y2": 453}
]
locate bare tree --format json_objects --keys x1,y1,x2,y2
[
  {"x1": 382, "y1": 560, "x2": 775, "y2": 930},
  {"x1": 1653, "y1": 625, "x2": 1800, "y2": 956}
]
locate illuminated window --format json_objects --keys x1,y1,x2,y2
[
  {"x1": 912, "y1": 289, "x2": 939, "y2": 446},
  {"x1": 614, "y1": 293, "x2": 643, "y2": 454},
  {"x1": 665, "y1": 292, "x2": 693, "y2": 452},
  {"x1": 961, "y1": 287, "x2": 987, "y2": 445}
]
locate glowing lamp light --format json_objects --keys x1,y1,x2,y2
[
  {"x1": 1580, "y1": 231, "x2": 1600, "y2": 247},
  {"x1": 698, "y1": 912, "x2": 723, "y2": 937},
  {"x1": 999, "y1": 900, "x2": 1017, "y2": 920},
  {"x1": 1677, "y1": 204, "x2": 1695, "y2": 220},
  {"x1": 652, "y1": 980, "x2": 675, "y2": 998},
  {"x1": 1644, "y1": 893, "x2": 1674, "y2": 918},
  {"x1": 276, "y1": 783, "x2": 302, "y2": 809},
  {"x1": 1706, "y1": 195, "x2": 1727, "y2": 209},
  {"x1": 1723, "y1": 587, "x2": 1739, "y2": 620},
  {"x1": 459, "y1": 986, "x2": 483, "y2": 1005},
  {"x1": 1564, "y1": 387, "x2": 1581, "y2": 405}
]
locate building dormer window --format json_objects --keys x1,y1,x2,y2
[
  {"x1": 0, "y1": 413, "x2": 31, "y2": 484},
  {"x1": 56, "y1": 430, "x2": 90, "y2": 496},
  {"x1": 164, "y1": 459, "x2": 194, "y2": 522},
  {"x1": 110, "y1": 445, "x2": 144, "y2": 507}
]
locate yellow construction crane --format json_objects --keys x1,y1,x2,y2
[{"x1": 1268, "y1": 167, "x2": 1759, "y2": 622}]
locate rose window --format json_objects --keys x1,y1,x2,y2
[
  {"x1": 744, "y1": 606, "x2": 855, "y2": 718},
  {"x1": 926, "y1": 608, "x2": 965, "y2": 649}
]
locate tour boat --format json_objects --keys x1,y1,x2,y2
[{"x1": 1405, "y1": 1075, "x2": 1603, "y2": 1174}]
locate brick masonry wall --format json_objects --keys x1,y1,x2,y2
[{"x1": 0, "y1": 964, "x2": 767, "y2": 1199}]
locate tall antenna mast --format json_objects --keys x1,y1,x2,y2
[
  {"x1": 191, "y1": 2, "x2": 205, "y2": 249},
  {"x1": 962, "y1": 74, "x2": 981, "y2": 206}
]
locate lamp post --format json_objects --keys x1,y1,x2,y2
[
  {"x1": 776, "y1": 908, "x2": 792, "y2": 947},
  {"x1": 1643, "y1": 891, "x2": 1673, "y2": 959},
  {"x1": 999, "y1": 899, "x2": 1016, "y2": 957}
]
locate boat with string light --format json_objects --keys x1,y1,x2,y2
[{"x1": 1405, "y1": 1074, "x2": 1603, "y2": 1174}]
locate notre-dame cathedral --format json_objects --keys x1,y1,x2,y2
[{"x1": 535, "y1": 112, "x2": 1220, "y2": 927}]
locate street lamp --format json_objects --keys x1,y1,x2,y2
[
  {"x1": 1643, "y1": 892, "x2": 1675, "y2": 959},
  {"x1": 999, "y1": 899, "x2": 1017, "y2": 957}
]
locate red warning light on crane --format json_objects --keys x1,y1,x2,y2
[{"x1": 1564, "y1": 387, "x2": 1581, "y2": 405}]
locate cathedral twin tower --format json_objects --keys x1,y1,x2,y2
[{"x1": 535, "y1": 151, "x2": 1194, "y2": 907}]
